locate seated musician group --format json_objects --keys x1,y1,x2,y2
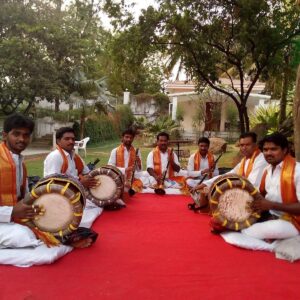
[{"x1": 1, "y1": 113, "x2": 300, "y2": 265}]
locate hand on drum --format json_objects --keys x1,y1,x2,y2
[
  {"x1": 80, "y1": 175, "x2": 99, "y2": 189},
  {"x1": 251, "y1": 198, "x2": 274, "y2": 212},
  {"x1": 12, "y1": 201, "x2": 44, "y2": 220}
]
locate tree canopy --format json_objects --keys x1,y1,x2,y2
[{"x1": 121, "y1": 0, "x2": 300, "y2": 133}]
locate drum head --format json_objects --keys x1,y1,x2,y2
[
  {"x1": 88, "y1": 166, "x2": 124, "y2": 207},
  {"x1": 90, "y1": 174, "x2": 118, "y2": 200},
  {"x1": 33, "y1": 193, "x2": 74, "y2": 233},
  {"x1": 23, "y1": 174, "x2": 85, "y2": 237},
  {"x1": 209, "y1": 174, "x2": 262, "y2": 231}
]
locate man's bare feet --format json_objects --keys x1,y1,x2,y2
[{"x1": 71, "y1": 238, "x2": 93, "y2": 248}]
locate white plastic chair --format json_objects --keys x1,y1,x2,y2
[{"x1": 74, "y1": 137, "x2": 90, "y2": 157}]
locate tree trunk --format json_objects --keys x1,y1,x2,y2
[
  {"x1": 243, "y1": 106, "x2": 250, "y2": 132},
  {"x1": 55, "y1": 97, "x2": 60, "y2": 112},
  {"x1": 294, "y1": 65, "x2": 300, "y2": 161},
  {"x1": 80, "y1": 104, "x2": 86, "y2": 140},
  {"x1": 279, "y1": 55, "x2": 290, "y2": 124},
  {"x1": 237, "y1": 105, "x2": 246, "y2": 134}
]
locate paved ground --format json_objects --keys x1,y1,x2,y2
[{"x1": 22, "y1": 147, "x2": 51, "y2": 157}]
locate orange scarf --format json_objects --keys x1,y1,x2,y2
[
  {"x1": 238, "y1": 148, "x2": 260, "y2": 178},
  {"x1": 0, "y1": 142, "x2": 27, "y2": 206},
  {"x1": 153, "y1": 147, "x2": 174, "y2": 178},
  {"x1": 56, "y1": 146, "x2": 84, "y2": 175},
  {"x1": 116, "y1": 144, "x2": 136, "y2": 168},
  {"x1": 194, "y1": 151, "x2": 215, "y2": 178},
  {"x1": 260, "y1": 155, "x2": 300, "y2": 231}
]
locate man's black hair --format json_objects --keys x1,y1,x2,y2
[
  {"x1": 260, "y1": 132, "x2": 289, "y2": 150},
  {"x1": 3, "y1": 113, "x2": 35, "y2": 134},
  {"x1": 56, "y1": 127, "x2": 75, "y2": 140},
  {"x1": 122, "y1": 128, "x2": 136, "y2": 137},
  {"x1": 157, "y1": 132, "x2": 169, "y2": 140},
  {"x1": 198, "y1": 137, "x2": 210, "y2": 146},
  {"x1": 239, "y1": 132, "x2": 257, "y2": 143}
]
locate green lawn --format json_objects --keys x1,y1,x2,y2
[{"x1": 25, "y1": 139, "x2": 239, "y2": 177}]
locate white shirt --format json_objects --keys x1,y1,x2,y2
[
  {"x1": 204, "y1": 152, "x2": 268, "y2": 189},
  {"x1": 187, "y1": 152, "x2": 219, "y2": 178},
  {"x1": 0, "y1": 152, "x2": 28, "y2": 223},
  {"x1": 146, "y1": 150, "x2": 180, "y2": 178},
  {"x1": 44, "y1": 149, "x2": 90, "y2": 178},
  {"x1": 264, "y1": 161, "x2": 300, "y2": 217},
  {"x1": 108, "y1": 147, "x2": 142, "y2": 175}
]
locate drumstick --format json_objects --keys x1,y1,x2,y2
[{"x1": 197, "y1": 146, "x2": 225, "y2": 185}]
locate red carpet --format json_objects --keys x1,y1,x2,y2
[{"x1": 0, "y1": 194, "x2": 299, "y2": 300}]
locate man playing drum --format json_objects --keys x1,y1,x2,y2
[
  {"x1": 238, "y1": 133, "x2": 300, "y2": 248},
  {"x1": 0, "y1": 115, "x2": 95, "y2": 249},
  {"x1": 190, "y1": 132, "x2": 268, "y2": 209},
  {"x1": 0, "y1": 114, "x2": 42, "y2": 224},
  {"x1": 108, "y1": 128, "x2": 146, "y2": 194},
  {"x1": 186, "y1": 137, "x2": 219, "y2": 188},
  {"x1": 44, "y1": 127, "x2": 101, "y2": 242},
  {"x1": 146, "y1": 132, "x2": 187, "y2": 192}
]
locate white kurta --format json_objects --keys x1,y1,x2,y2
[
  {"x1": 146, "y1": 150, "x2": 181, "y2": 188},
  {"x1": 44, "y1": 149, "x2": 90, "y2": 177},
  {"x1": 241, "y1": 161, "x2": 300, "y2": 240},
  {"x1": 204, "y1": 152, "x2": 268, "y2": 189},
  {"x1": 108, "y1": 147, "x2": 142, "y2": 174},
  {"x1": 187, "y1": 153, "x2": 219, "y2": 188}
]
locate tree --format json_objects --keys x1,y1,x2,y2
[
  {"x1": 127, "y1": 0, "x2": 300, "y2": 133},
  {"x1": 0, "y1": 0, "x2": 63, "y2": 114},
  {"x1": 0, "y1": 0, "x2": 110, "y2": 114}
]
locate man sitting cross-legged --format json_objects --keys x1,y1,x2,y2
[
  {"x1": 186, "y1": 137, "x2": 219, "y2": 188},
  {"x1": 190, "y1": 132, "x2": 268, "y2": 212},
  {"x1": 146, "y1": 132, "x2": 187, "y2": 193},
  {"x1": 108, "y1": 128, "x2": 148, "y2": 195},
  {"x1": 238, "y1": 133, "x2": 300, "y2": 249}
]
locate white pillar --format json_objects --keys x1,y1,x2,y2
[
  {"x1": 171, "y1": 97, "x2": 178, "y2": 120},
  {"x1": 123, "y1": 91, "x2": 130, "y2": 105}
]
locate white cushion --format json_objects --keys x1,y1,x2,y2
[
  {"x1": 0, "y1": 244, "x2": 72, "y2": 267},
  {"x1": 274, "y1": 236, "x2": 300, "y2": 262},
  {"x1": 0, "y1": 223, "x2": 42, "y2": 249},
  {"x1": 221, "y1": 231, "x2": 274, "y2": 251}
]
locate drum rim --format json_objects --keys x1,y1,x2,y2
[
  {"x1": 88, "y1": 165, "x2": 124, "y2": 207},
  {"x1": 22, "y1": 176, "x2": 84, "y2": 237},
  {"x1": 209, "y1": 174, "x2": 262, "y2": 231}
]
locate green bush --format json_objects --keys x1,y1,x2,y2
[
  {"x1": 113, "y1": 105, "x2": 134, "y2": 134},
  {"x1": 84, "y1": 115, "x2": 118, "y2": 143}
]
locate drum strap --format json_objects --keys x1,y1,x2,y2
[
  {"x1": 56, "y1": 146, "x2": 84, "y2": 175},
  {"x1": 0, "y1": 142, "x2": 27, "y2": 206},
  {"x1": 194, "y1": 151, "x2": 215, "y2": 178},
  {"x1": 260, "y1": 155, "x2": 300, "y2": 231},
  {"x1": 153, "y1": 147, "x2": 174, "y2": 177}
]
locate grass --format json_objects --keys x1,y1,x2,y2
[{"x1": 25, "y1": 139, "x2": 239, "y2": 177}]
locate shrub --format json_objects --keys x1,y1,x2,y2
[{"x1": 84, "y1": 114, "x2": 118, "y2": 143}]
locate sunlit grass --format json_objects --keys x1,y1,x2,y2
[{"x1": 25, "y1": 140, "x2": 239, "y2": 177}]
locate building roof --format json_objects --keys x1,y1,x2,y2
[{"x1": 165, "y1": 78, "x2": 266, "y2": 95}]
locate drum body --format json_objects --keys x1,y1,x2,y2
[
  {"x1": 209, "y1": 174, "x2": 262, "y2": 231},
  {"x1": 88, "y1": 165, "x2": 124, "y2": 207},
  {"x1": 23, "y1": 174, "x2": 86, "y2": 237}
]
